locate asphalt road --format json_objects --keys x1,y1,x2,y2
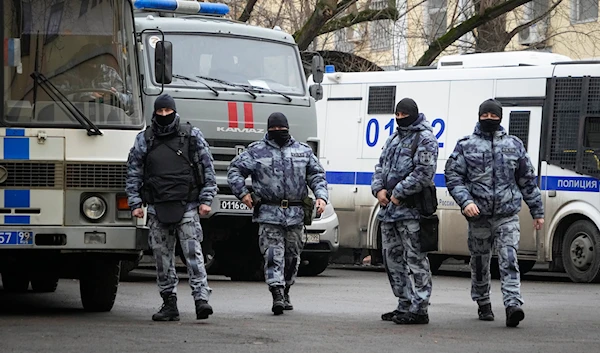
[{"x1": 1, "y1": 268, "x2": 599, "y2": 353}]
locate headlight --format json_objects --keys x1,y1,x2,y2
[
  {"x1": 320, "y1": 202, "x2": 335, "y2": 219},
  {"x1": 82, "y1": 196, "x2": 107, "y2": 220}
]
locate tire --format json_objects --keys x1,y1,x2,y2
[
  {"x1": 1, "y1": 271, "x2": 29, "y2": 293},
  {"x1": 80, "y1": 259, "x2": 121, "y2": 312},
  {"x1": 31, "y1": 277, "x2": 59, "y2": 293},
  {"x1": 490, "y1": 258, "x2": 535, "y2": 279},
  {"x1": 298, "y1": 254, "x2": 330, "y2": 277},
  {"x1": 518, "y1": 260, "x2": 536, "y2": 275},
  {"x1": 427, "y1": 254, "x2": 446, "y2": 274},
  {"x1": 562, "y1": 220, "x2": 600, "y2": 283},
  {"x1": 176, "y1": 239, "x2": 219, "y2": 274}
]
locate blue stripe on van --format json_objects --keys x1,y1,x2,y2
[
  {"x1": 4, "y1": 134, "x2": 29, "y2": 160},
  {"x1": 326, "y1": 172, "x2": 599, "y2": 192},
  {"x1": 5, "y1": 216, "x2": 31, "y2": 224},
  {"x1": 5, "y1": 190, "x2": 30, "y2": 208}
]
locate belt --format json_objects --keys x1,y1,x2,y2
[{"x1": 262, "y1": 199, "x2": 304, "y2": 209}]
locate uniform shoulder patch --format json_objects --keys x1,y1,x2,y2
[{"x1": 418, "y1": 151, "x2": 435, "y2": 165}]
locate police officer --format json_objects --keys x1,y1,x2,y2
[
  {"x1": 444, "y1": 98, "x2": 544, "y2": 327},
  {"x1": 371, "y1": 98, "x2": 438, "y2": 325},
  {"x1": 227, "y1": 112, "x2": 328, "y2": 315},
  {"x1": 125, "y1": 94, "x2": 218, "y2": 321}
]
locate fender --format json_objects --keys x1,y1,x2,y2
[
  {"x1": 366, "y1": 202, "x2": 382, "y2": 249},
  {"x1": 545, "y1": 200, "x2": 600, "y2": 262}
]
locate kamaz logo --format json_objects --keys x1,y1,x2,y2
[{"x1": 217, "y1": 127, "x2": 265, "y2": 133}]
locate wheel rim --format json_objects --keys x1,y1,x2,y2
[{"x1": 569, "y1": 232, "x2": 595, "y2": 271}]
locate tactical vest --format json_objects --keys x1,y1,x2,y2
[{"x1": 141, "y1": 123, "x2": 201, "y2": 206}]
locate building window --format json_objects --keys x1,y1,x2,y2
[
  {"x1": 571, "y1": 0, "x2": 599, "y2": 23},
  {"x1": 369, "y1": 0, "x2": 391, "y2": 51},
  {"x1": 426, "y1": 0, "x2": 447, "y2": 42}
]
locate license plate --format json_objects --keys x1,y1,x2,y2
[
  {"x1": 303, "y1": 233, "x2": 320, "y2": 244},
  {"x1": 0, "y1": 231, "x2": 33, "y2": 245},
  {"x1": 220, "y1": 200, "x2": 249, "y2": 210}
]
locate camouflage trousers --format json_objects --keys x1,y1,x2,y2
[
  {"x1": 148, "y1": 212, "x2": 211, "y2": 301},
  {"x1": 381, "y1": 220, "x2": 432, "y2": 315},
  {"x1": 468, "y1": 215, "x2": 522, "y2": 308},
  {"x1": 258, "y1": 223, "x2": 304, "y2": 288}
]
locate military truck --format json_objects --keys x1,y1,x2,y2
[{"x1": 121, "y1": 0, "x2": 339, "y2": 280}]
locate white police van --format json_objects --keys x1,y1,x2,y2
[{"x1": 308, "y1": 51, "x2": 600, "y2": 283}]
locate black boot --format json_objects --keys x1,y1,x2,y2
[
  {"x1": 392, "y1": 312, "x2": 429, "y2": 325},
  {"x1": 152, "y1": 293, "x2": 180, "y2": 322},
  {"x1": 381, "y1": 310, "x2": 404, "y2": 321},
  {"x1": 270, "y1": 286, "x2": 285, "y2": 315},
  {"x1": 478, "y1": 303, "x2": 495, "y2": 321},
  {"x1": 195, "y1": 299, "x2": 213, "y2": 320},
  {"x1": 283, "y1": 286, "x2": 293, "y2": 311},
  {"x1": 506, "y1": 306, "x2": 525, "y2": 327}
]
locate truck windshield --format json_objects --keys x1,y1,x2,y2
[
  {"x1": 2, "y1": 0, "x2": 142, "y2": 128},
  {"x1": 146, "y1": 34, "x2": 306, "y2": 96}
]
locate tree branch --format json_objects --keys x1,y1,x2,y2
[
  {"x1": 415, "y1": 0, "x2": 533, "y2": 66},
  {"x1": 318, "y1": 8, "x2": 399, "y2": 35},
  {"x1": 293, "y1": 0, "x2": 340, "y2": 51},
  {"x1": 500, "y1": 0, "x2": 563, "y2": 48},
  {"x1": 238, "y1": 0, "x2": 259, "y2": 22}
]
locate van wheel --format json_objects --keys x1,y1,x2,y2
[
  {"x1": 80, "y1": 259, "x2": 120, "y2": 312},
  {"x1": 562, "y1": 220, "x2": 600, "y2": 283},
  {"x1": 519, "y1": 260, "x2": 536, "y2": 275},
  {"x1": 298, "y1": 254, "x2": 330, "y2": 276},
  {"x1": 427, "y1": 254, "x2": 446, "y2": 274},
  {"x1": 1, "y1": 271, "x2": 29, "y2": 292},
  {"x1": 490, "y1": 258, "x2": 536, "y2": 279}
]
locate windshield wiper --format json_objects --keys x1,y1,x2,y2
[
  {"x1": 173, "y1": 74, "x2": 219, "y2": 96},
  {"x1": 196, "y1": 75, "x2": 256, "y2": 99},
  {"x1": 30, "y1": 71, "x2": 102, "y2": 136},
  {"x1": 242, "y1": 85, "x2": 292, "y2": 102}
]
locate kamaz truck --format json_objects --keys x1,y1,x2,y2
[{"x1": 125, "y1": 0, "x2": 339, "y2": 280}]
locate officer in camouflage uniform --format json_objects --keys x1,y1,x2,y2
[
  {"x1": 371, "y1": 98, "x2": 438, "y2": 325},
  {"x1": 444, "y1": 98, "x2": 544, "y2": 327},
  {"x1": 227, "y1": 112, "x2": 328, "y2": 315},
  {"x1": 125, "y1": 94, "x2": 218, "y2": 321}
]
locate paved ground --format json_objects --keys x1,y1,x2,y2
[{"x1": 1, "y1": 267, "x2": 599, "y2": 353}]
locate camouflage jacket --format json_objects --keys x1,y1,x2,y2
[
  {"x1": 444, "y1": 123, "x2": 544, "y2": 219},
  {"x1": 371, "y1": 114, "x2": 439, "y2": 222},
  {"x1": 227, "y1": 135, "x2": 328, "y2": 227},
  {"x1": 125, "y1": 115, "x2": 218, "y2": 214}
]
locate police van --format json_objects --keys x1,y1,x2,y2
[
  {"x1": 2, "y1": 0, "x2": 148, "y2": 310},
  {"x1": 307, "y1": 51, "x2": 600, "y2": 283},
  {"x1": 125, "y1": 0, "x2": 339, "y2": 280}
]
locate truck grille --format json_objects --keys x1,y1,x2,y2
[
  {"x1": 205, "y1": 139, "x2": 251, "y2": 171},
  {"x1": 0, "y1": 162, "x2": 63, "y2": 188},
  {"x1": 66, "y1": 163, "x2": 127, "y2": 190}
]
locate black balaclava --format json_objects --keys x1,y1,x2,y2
[
  {"x1": 478, "y1": 99, "x2": 503, "y2": 133},
  {"x1": 267, "y1": 112, "x2": 290, "y2": 147},
  {"x1": 153, "y1": 94, "x2": 177, "y2": 126},
  {"x1": 395, "y1": 98, "x2": 419, "y2": 128}
]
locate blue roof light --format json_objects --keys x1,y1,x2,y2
[
  {"x1": 133, "y1": 0, "x2": 230, "y2": 16},
  {"x1": 325, "y1": 65, "x2": 335, "y2": 73}
]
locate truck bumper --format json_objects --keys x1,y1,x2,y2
[
  {"x1": 303, "y1": 203, "x2": 340, "y2": 255},
  {"x1": 0, "y1": 226, "x2": 148, "y2": 252}
]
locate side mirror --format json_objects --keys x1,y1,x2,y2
[
  {"x1": 155, "y1": 40, "x2": 173, "y2": 84},
  {"x1": 311, "y1": 55, "x2": 324, "y2": 84},
  {"x1": 309, "y1": 84, "x2": 323, "y2": 101}
]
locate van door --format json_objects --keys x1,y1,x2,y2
[
  {"x1": 322, "y1": 85, "x2": 363, "y2": 211},
  {"x1": 502, "y1": 104, "x2": 544, "y2": 259}
]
